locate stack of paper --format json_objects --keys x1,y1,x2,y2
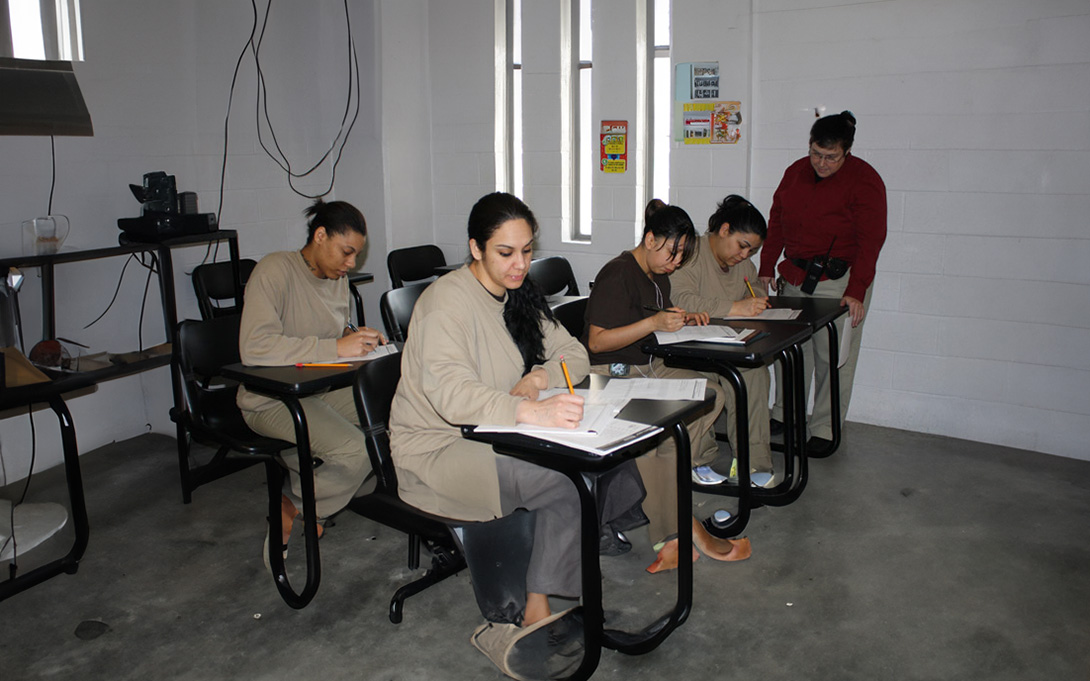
[{"x1": 653, "y1": 325, "x2": 757, "y2": 345}]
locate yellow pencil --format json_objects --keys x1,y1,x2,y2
[
  {"x1": 560, "y1": 355, "x2": 575, "y2": 395},
  {"x1": 295, "y1": 362, "x2": 352, "y2": 368},
  {"x1": 744, "y1": 276, "x2": 757, "y2": 298}
]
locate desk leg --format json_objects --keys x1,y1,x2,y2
[
  {"x1": 602, "y1": 420, "x2": 694, "y2": 656},
  {"x1": 265, "y1": 397, "x2": 322, "y2": 609},
  {"x1": 810, "y1": 319, "x2": 842, "y2": 459},
  {"x1": 752, "y1": 344, "x2": 809, "y2": 505},
  {"x1": 0, "y1": 396, "x2": 89, "y2": 601},
  {"x1": 692, "y1": 361, "x2": 753, "y2": 539}
]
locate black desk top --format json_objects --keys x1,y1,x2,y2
[
  {"x1": 465, "y1": 376, "x2": 714, "y2": 473},
  {"x1": 644, "y1": 321, "x2": 814, "y2": 368},
  {"x1": 0, "y1": 353, "x2": 170, "y2": 411},
  {"x1": 221, "y1": 361, "x2": 362, "y2": 396},
  {"x1": 767, "y1": 295, "x2": 847, "y2": 329}
]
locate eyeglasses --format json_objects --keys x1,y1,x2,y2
[{"x1": 808, "y1": 148, "x2": 844, "y2": 163}]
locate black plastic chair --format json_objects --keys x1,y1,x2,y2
[
  {"x1": 191, "y1": 259, "x2": 257, "y2": 320},
  {"x1": 379, "y1": 282, "x2": 429, "y2": 343},
  {"x1": 387, "y1": 245, "x2": 446, "y2": 288},
  {"x1": 349, "y1": 353, "x2": 469, "y2": 623},
  {"x1": 171, "y1": 315, "x2": 324, "y2": 608},
  {"x1": 530, "y1": 256, "x2": 580, "y2": 296},
  {"x1": 552, "y1": 296, "x2": 588, "y2": 340}
]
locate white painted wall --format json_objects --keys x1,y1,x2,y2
[
  {"x1": 0, "y1": 0, "x2": 384, "y2": 482},
  {"x1": 409, "y1": 0, "x2": 1090, "y2": 461},
  {"x1": 748, "y1": 0, "x2": 1090, "y2": 460}
]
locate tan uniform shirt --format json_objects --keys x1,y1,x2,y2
[
  {"x1": 389, "y1": 266, "x2": 589, "y2": 519},
  {"x1": 669, "y1": 233, "x2": 764, "y2": 317},
  {"x1": 237, "y1": 250, "x2": 349, "y2": 413}
]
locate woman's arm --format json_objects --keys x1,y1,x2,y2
[
  {"x1": 587, "y1": 309, "x2": 685, "y2": 354},
  {"x1": 239, "y1": 264, "x2": 338, "y2": 365}
]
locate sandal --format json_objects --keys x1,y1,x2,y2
[{"x1": 471, "y1": 607, "x2": 583, "y2": 681}]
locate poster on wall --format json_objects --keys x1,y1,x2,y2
[
  {"x1": 673, "y1": 61, "x2": 742, "y2": 144},
  {"x1": 681, "y1": 102, "x2": 742, "y2": 145},
  {"x1": 600, "y1": 120, "x2": 628, "y2": 173}
]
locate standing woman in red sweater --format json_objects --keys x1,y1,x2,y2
[{"x1": 758, "y1": 111, "x2": 887, "y2": 454}]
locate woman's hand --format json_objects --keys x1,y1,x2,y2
[
  {"x1": 653, "y1": 308, "x2": 688, "y2": 333},
  {"x1": 684, "y1": 311, "x2": 710, "y2": 326},
  {"x1": 729, "y1": 297, "x2": 770, "y2": 317},
  {"x1": 510, "y1": 368, "x2": 549, "y2": 400},
  {"x1": 516, "y1": 393, "x2": 584, "y2": 429},
  {"x1": 841, "y1": 295, "x2": 865, "y2": 327},
  {"x1": 336, "y1": 327, "x2": 386, "y2": 357}
]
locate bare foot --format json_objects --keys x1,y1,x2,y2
[
  {"x1": 280, "y1": 494, "x2": 324, "y2": 545},
  {"x1": 523, "y1": 592, "x2": 551, "y2": 627},
  {"x1": 646, "y1": 538, "x2": 700, "y2": 573},
  {"x1": 692, "y1": 517, "x2": 751, "y2": 562}
]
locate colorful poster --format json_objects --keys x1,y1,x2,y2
[
  {"x1": 711, "y1": 101, "x2": 742, "y2": 144},
  {"x1": 682, "y1": 104, "x2": 713, "y2": 144},
  {"x1": 600, "y1": 120, "x2": 628, "y2": 173}
]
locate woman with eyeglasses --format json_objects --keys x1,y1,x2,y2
[
  {"x1": 758, "y1": 111, "x2": 887, "y2": 455},
  {"x1": 583, "y1": 199, "x2": 751, "y2": 573}
]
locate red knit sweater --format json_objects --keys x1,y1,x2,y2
[{"x1": 759, "y1": 154, "x2": 887, "y2": 302}]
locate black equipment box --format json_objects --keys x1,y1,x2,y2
[{"x1": 117, "y1": 212, "x2": 218, "y2": 243}]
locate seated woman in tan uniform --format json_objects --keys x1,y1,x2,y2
[
  {"x1": 238, "y1": 198, "x2": 384, "y2": 568},
  {"x1": 389, "y1": 192, "x2": 646, "y2": 676},
  {"x1": 669, "y1": 195, "x2": 775, "y2": 487},
  {"x1": 583, "y1": 199, "x2": 752, "y2": 573}
]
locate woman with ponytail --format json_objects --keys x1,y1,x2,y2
[
  {"x1": 670, "y1": 194, "x2": 775, "y2": 485},
  {"x1": 238, "y1": 198, "x2": 384, "y2": 570},
  {"x1": 583, "y1": 199, "x2": 752, "y2": 573}
]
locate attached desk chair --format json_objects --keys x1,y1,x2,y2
[
  {"x1": 465, "y1": 375, "x2": 714, "y2": 681},
  {"x1": 645, "y1": 320, "x2": 818, "y2": 538}
]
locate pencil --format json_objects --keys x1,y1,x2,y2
[
  {"x1": 559, "y1": 355, "x2": 575, "y2": 395},
  {"x1": 642, "y1": 305, "x2": 682, "y2": 314},
  {"x1": 744, "y1": 276, "x2": 757, "y2": 298},
  {"x1": 295, "y1": 362, "x2": 352, "y2": 368}
]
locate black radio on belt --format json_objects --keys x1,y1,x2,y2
[{"x1": 796, "y1": 237, "x2": 845, "y2": 294}]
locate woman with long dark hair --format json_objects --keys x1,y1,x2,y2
[{"x1": 390, "y1": 192, "x2": 644, "y2": 676}]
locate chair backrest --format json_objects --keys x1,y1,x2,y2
[
  {"x1": 192, "y1": 259, "x2": 257, "y2": 320},
  {"x1": 379, "y1": 282, "x2": 429, "y2": 343},
  {"x1": 353, "y1": 352, "x2": 403, "y2": 495},
  {"x1": 176, "y1": 315, "x2": 244, "y2": 431},
  {"x1": 551, "y1": 296, "x2": 588, "y2": 340},
  {"x1": 529, "y1": 256, "x2": 579, "y2": 297},
  {"x1": 387, "y1": 245, "x2": 446, "y2": 289}
]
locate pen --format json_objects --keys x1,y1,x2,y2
[
  {"x1": 295, "y1": 362, "x2": 352, "y2": 368},
  {"x1": 560, "y1": 355, "x2": 575, "y2": 395},
  {"x1": 346, "y1": 322, "x2": 359, "y2": 332},
  {"x1": 744, "y1": 277, "x2": 757, "y2": 298}
]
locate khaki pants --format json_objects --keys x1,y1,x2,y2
[
  {"x1": 591, "y1": 358, "x2": 725, "y2": 544},
  {"x1": 242, "y1": 386, "x2": 372, "y2": 519},
  {"x1": 772, "y1": 276, "x2": 872, "y2": 441},
  {"x1": 712, "y1": 365, "x2": 773, "y2": 474}
]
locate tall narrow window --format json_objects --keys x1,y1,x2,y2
[
  {"x1": 512, "y1": 0, "x2": 523, "y2": 198},
  {"x1": 651, "y1": 0, "x2": 670, "y2": 202},
  {"x1": 575, "y1": 0, "x2": 592, "y2": 241}
]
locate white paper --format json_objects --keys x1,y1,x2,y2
[
  {"x1": 654, "y1": 325, "x2": 756, "y2": 345},
  {"x1": 474, "y1": 402, "x2": 617, "y2": 436},
  {"x1": 527, "y1": 419, "x2": 663, "y2": 457},
  {"x1": 340, "y1": 343, "x2": 399, "y2": 362},
  {"x1": 595, "y1": 377, "x2": 707, "y2": 402},
  {"x1": 714, "y1": 308, "x2": 801, "y2": 321}
]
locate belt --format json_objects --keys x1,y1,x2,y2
[{"x1": 790, "y1": 256, "x2": 849, "y2": 280}]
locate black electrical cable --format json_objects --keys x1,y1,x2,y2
[
  {"x1": 3, "y1": 405, "x2": 37, "y2": 579},
  {"x1": 83, "y1": 255, "x2": 136, "y2": 330},
  {"x1": 137, "y1": 253, "x2": 156, "y2": 352},
  {"x1": 48, "y1": 135, "x2": 56, "y2": 214}
]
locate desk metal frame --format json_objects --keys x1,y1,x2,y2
[{"x1": 466, "y1": 391, "x2": 711, "y2": 681}]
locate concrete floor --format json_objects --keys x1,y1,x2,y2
[{"x1": 2, "y1": 423, "x2": 1089, "y2": 681}]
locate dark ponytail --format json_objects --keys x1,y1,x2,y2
[
  {"x1": 707, "y1": 194, "x2": 767, "y2": 239},
  {"x1": 809, "y1": 110, "x2": 857, "y2": 151},
  {"x1": 467, "y1": 192, "x2": 555, "y2": 374}
]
